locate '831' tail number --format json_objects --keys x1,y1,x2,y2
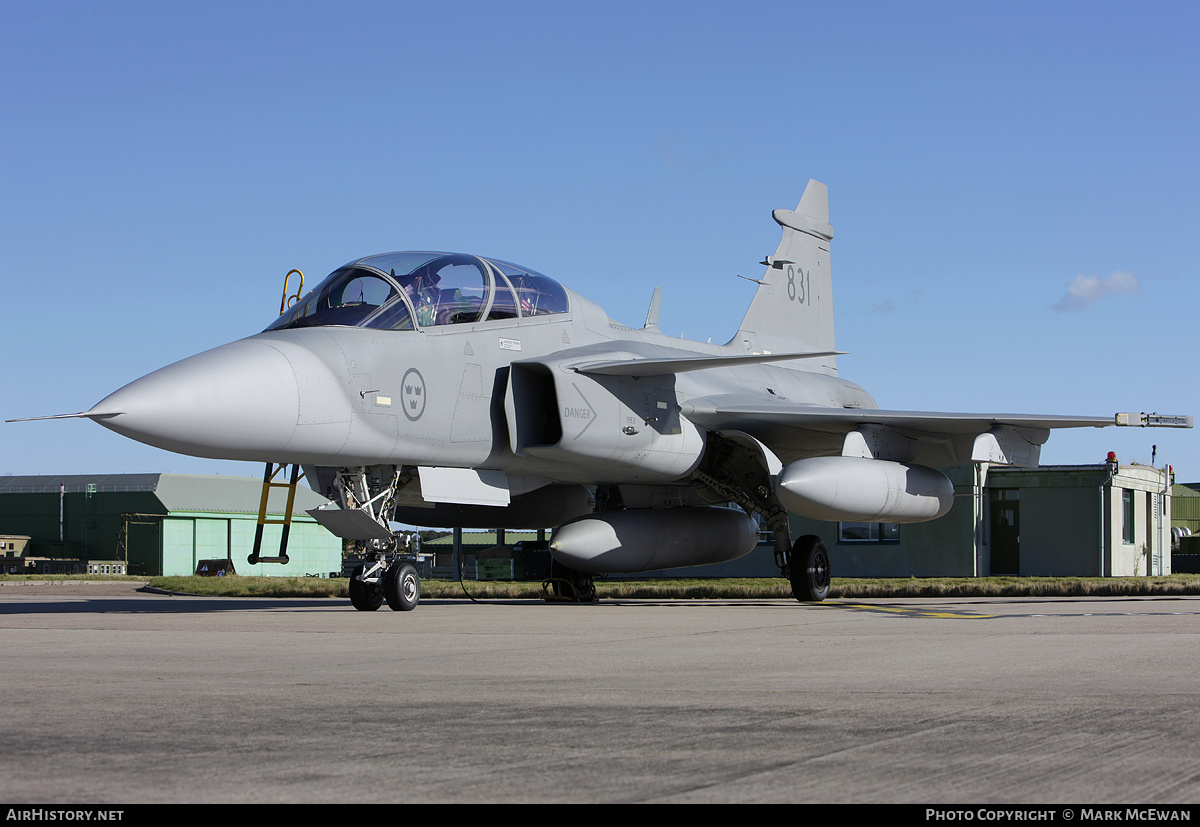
[{"x1": 786, "y1": 264, "x2": 810, "y2": 305}]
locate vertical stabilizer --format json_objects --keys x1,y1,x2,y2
[{"x1": 733, "y1": 180, "x2": 836, "y2": 374}]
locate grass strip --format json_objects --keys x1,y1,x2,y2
[{"x1": 6, "y1": 573, "x2": 1194, "y2": 600}]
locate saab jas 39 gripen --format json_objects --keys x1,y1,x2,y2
[{"x1": 13, "y1": 181, "x2": 1191, "y2": 610}]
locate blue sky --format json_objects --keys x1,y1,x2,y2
[{"x1": 4, "y1": 0, "x2": 1197, "y2": 480}]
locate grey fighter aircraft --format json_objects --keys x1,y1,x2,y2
[{"x1": 13, "y1": 180, "x2": 1191, "y2": 610}]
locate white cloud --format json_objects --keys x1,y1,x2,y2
[{"x1": 1052, "y1": 271, "x2": 1141, "y2": 312}]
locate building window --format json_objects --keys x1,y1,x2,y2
[
  {"x1": 838, "y1": 522, "x2": 899, "y2": 543},
  {"x1": 1122, "y1": 489, "x2": 1135, "y2": 544}
]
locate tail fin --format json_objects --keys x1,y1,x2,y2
[{"x1": 733, "y1": 180, "x2": 837, "y2": 374}]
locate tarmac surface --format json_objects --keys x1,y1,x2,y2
[{"x1": 1, "y1": 580, "x2": 1199, "y2": 804}]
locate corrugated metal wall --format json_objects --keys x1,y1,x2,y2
[{"x1": 1171, "y1": 485, "x2": 1200, "y2": 533}]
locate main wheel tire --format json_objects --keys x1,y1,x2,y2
[
  {"x1": 384, "y1": 562, "x2": 420, "y2": 612},
  {"x1": 349, "y1": 564, "x2": 383, "y2": 611},
  {"x1": 789, "y1": 535, "x2": 831, "y2": 603}
]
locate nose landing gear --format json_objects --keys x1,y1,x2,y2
[{"x1": 350, "y1": 553, "x2": 421, "y2": 611}]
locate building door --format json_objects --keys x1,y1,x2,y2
[
  {"x1": 121, "y1": 517, "x2": 162, "y2": 576},
  {"x1": 990, "y1": 489, "x2": 1020, "y2": 575},
  {"x1": 1147, "y1": 491, "x2": 1158, "y2": 575}
]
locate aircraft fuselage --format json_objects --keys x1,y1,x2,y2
[{"x1": 94, "y1": 285, "x2": 874, "y2": 486}]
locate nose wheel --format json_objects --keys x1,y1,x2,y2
[
  {"x1": 384, "y1": 561, "x2": 420, "y2": 611},
  {"x1": 349, "y1": 557, "x2": 421, "y2": 611},
  {"x1": 349, "y1": 563, "x2": 384, "y2": 611}
]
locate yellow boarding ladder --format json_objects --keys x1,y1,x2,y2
[{"x1": 248, "y1": 269, "x2": 309, "y2": 566}]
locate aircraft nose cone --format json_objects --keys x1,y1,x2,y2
[{"x1": 93, "y1": 339, "x2": 300, "y2": 460}]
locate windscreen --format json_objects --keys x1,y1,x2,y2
[
  {"x1": 266, "y1": 267, "x2": 404, "y2": 331},
  {"x1": 266, "y1": 252, "x2": 568, "y2": 332}
]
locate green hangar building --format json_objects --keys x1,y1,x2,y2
[{"x1": 0, "y1": 474, "x2": 341, "y2": 577}]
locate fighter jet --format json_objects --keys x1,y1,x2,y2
[{"x1": 12, "y1": 180, "x2": 1190, "y2": 610}]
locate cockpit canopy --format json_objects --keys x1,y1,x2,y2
[{"x1": 266, "y1": 252, "x2": 570, "y2": 332}]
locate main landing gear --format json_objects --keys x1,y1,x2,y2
[
  {"x1": 350, "y1": 554, "x2": 421, "y2": 612},
  {"x1": 543, "y1": 560, "x2": 597, "y2": 603},
  {"x1": 688, "y1": 433, "x2": 831, "y2": 604},
  {"x1": 787, "y1": 534, "x2": 831, "y2": 603}
]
